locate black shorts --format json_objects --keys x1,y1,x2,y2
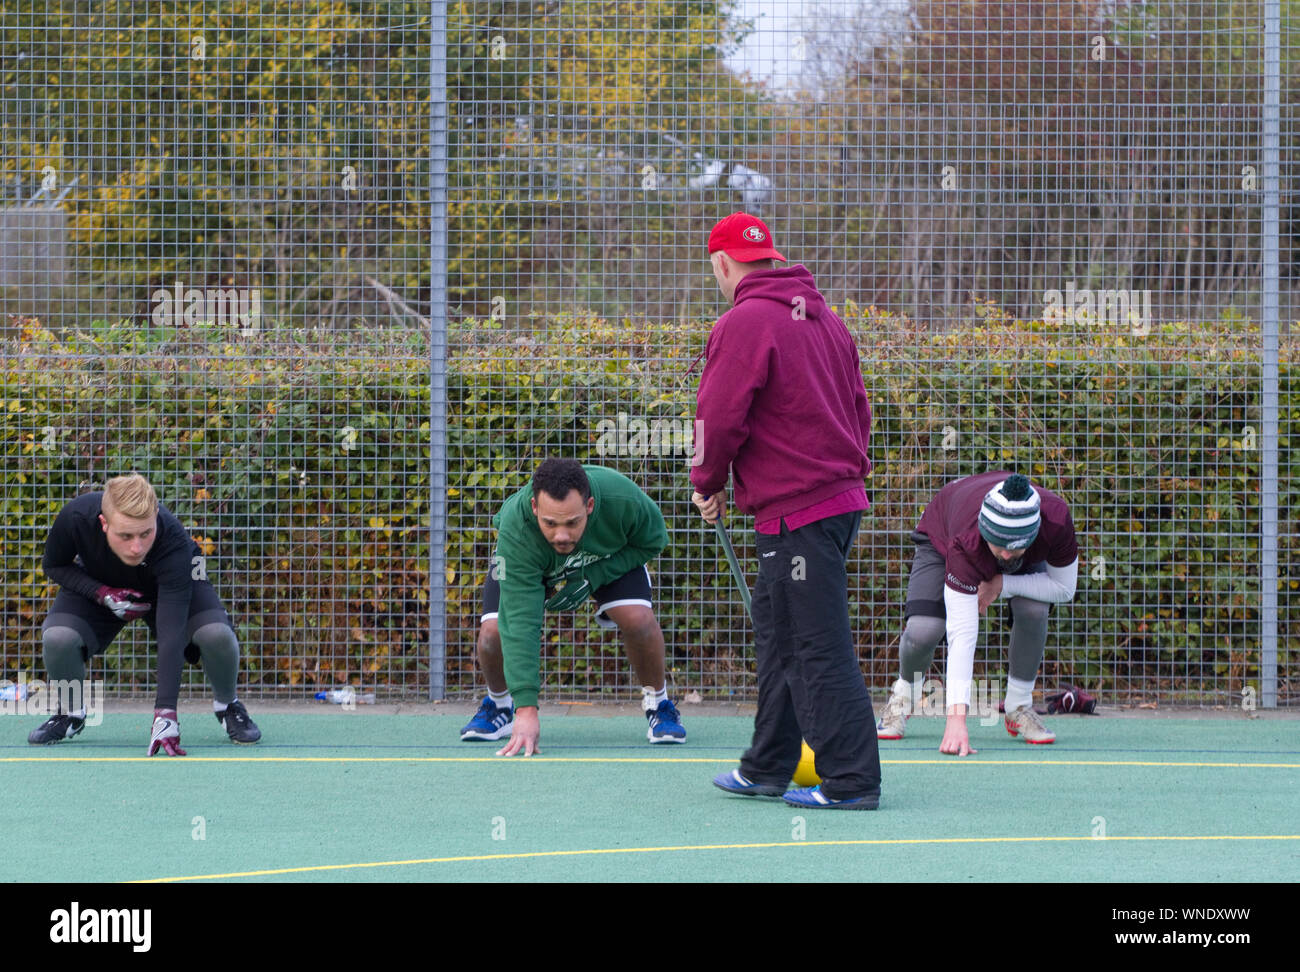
[
  {"x1": 42, "y1": 582, "x2": 233, "y2": 662},
  {"x1": 481, "y1": 564, "x2": 653, "y2": 631}
]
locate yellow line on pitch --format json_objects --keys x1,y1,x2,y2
[
  {"x1": 0, "y1": 756, "x2": 728, "y2": 763},
  {"x1": 134, "y1": 834, "x2": 1300, "y2": 883},
  {"x1": 5, "y1": 755, "x2": 1300, "y2": 768}
]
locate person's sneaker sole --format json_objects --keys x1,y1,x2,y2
[
  {"x1": 876, "y1": 726, "x2": 905, "y2": 740},
  {"x1": 461, "y1": 724, "x2": 513, "y2": 741},
  {"x1": 28, "y1": 729, "x2": 82, "y2": 745},
  {"x1": 1004, "y1": 717, "x2": 1055, "y2": 744},
  {"x1": 1005, "y1": 726, "x2": 1055, "y2": 744},
  {"x1": 647, "y1": 729, "x2": 686, "y2": 744}
]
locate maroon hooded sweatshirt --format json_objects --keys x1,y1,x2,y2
[{"x1": 691, "y1": 265, "x2": 872, "y2": 523}]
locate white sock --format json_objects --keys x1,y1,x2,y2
[
  {"x1": 893, "y1": 676, "x2": 921, "y2": 710},
  {"x1": 70, "y1": 709, "x2": 86, "y2": 720},
  {"x1": 642, "y1": 685, "x2": 668, "y2": 711},
  {"x1": 1005, "y1": 676, "x2": 1036, "y2": 713},
  {"x1": 488, "y1": 688, "x2": 513, "y2": 709},
  {"x1": 214, "y1": 699, "x2": 234, "y2": 714}
]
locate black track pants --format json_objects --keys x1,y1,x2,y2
[{"x1": 738, "y1": 511, "x2": 882, "y2": 800}]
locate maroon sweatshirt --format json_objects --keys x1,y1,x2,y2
[
  {"x1": 691, "y1": 265, "x2": 872, "y2": 522},
  {"x1": 916, "y1": 470, "x2": 1079, "y2": 594}
]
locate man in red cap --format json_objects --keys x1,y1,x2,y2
[{"x1": 691, "y1": 212, "x2": 881, "y2": 810}]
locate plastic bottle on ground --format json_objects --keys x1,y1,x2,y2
[{"x1": 314, "y1": 687, "x2": 375, "y2": 704}]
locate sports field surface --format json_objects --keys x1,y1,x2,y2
[{"x1": 5, "y1": 704, "x2": 1297, "y2": 883}]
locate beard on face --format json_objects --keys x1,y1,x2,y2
[{"x1": 997, "y1": 555, "x2": 1024, "y2": 573}]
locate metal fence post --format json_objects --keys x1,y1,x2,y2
[
  {"x1": 429, "y1": 1, "x2": 449, "y2": 701},
  {"x1": 1260, "y1": 0, "x2": 1281, "y2": 708}
]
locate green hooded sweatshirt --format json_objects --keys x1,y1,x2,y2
[{"x1": 492, "y1": 465, "x2": 668, "y2": 708}]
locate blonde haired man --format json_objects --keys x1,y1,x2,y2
[{"x1": 30, "y1": 473, "x2": 260, "y2": 754}]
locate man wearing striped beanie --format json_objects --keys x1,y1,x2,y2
[{"x1": 877, "y1": 472, "x2": 1079, "y2": 755}]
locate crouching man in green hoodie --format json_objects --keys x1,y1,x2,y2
[{"x1": 461, "y1": 458, "x2": 686, "y2": 755}]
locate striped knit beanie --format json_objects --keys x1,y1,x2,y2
[{"x1": 978, "y1": 474, "x2": 1041, "y2": 550}]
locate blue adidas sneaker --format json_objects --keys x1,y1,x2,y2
[
  {"x1": 460, "y1": 696, "x2": 515, "y2": 741},
  {"x1": 712, "y1": 768, "x2": 786, "y2": 797},
  {"x1": 782, "y1": 785, "x2": 879, "y2": 811},
  {"x1": 646, "y1": 699, "x2": 686, "y2": 744}
]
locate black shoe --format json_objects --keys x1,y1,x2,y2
[
  {"x1": 216, "y1": 701, "x2": 261, "y2": 744},
  {"x1": 28, "y1": 713, "x2": 86, "y2": 745}
]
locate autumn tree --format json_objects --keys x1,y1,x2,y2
[
  {"x1": 448, "y1": 0, "x2": 770, "y2": 318},
  {"x1": 1, "y1": 1, "x2": 431, "y2": 329}
]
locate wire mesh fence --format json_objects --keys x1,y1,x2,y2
[
  {"x1": 1, "y1": 0, "x2": 1295, "y2": 708},
  {"x1": 1, "y1": 1, "x2": 435, "y2": 699}
]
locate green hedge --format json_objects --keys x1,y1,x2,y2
[
  {"x1": 2, "y1": 320, "x2": 432, "y2": 694},
  {"x1": 2, "y1": 313, "x2": 1296, "y2": 703}
]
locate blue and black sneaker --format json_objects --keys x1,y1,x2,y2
[
  {"x1": 712, "y1": 768, "x2": 786, "y2": 797},
  {"x1": 460, "y1": 696, "x2": 515, "y2": 741},
  {"x1": 645, "y1": 698, "x2": 686, "y2": 744}
]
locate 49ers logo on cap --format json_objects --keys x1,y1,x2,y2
[{"x1": 707, "y1": 211, "x2": 787, "y2": 262}]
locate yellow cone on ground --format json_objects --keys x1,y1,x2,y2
[{"x1": 792, "y1": 739, "x2": 820, "y2": 787}]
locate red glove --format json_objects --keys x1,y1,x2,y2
[
  {"x1": 147, "y1": 708, "x2": 187, "y2": 757},
  {"x1": 95, "y1": 586, "x2": 152, "y2": 621}
]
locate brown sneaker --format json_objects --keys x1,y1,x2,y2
[{"x1": 1004, "y1": 705, "x2": 1056, "y2": 744}]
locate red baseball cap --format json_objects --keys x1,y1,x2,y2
[{"x1": 707, "y1": 212, "x2": 786, "y2": 262}]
